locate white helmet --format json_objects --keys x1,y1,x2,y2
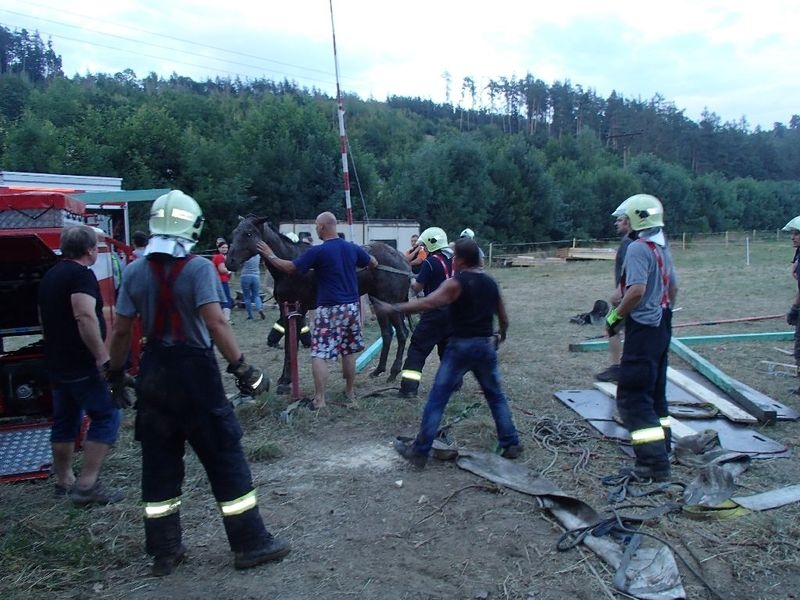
[
  {"x1": 418, "y1": 227, "x2": 448, "y2": 252},
  {"x1": 459, "y1": 228, "x2": 475, "y2": 239},
  {"x1": 285, "y1": 231, "x2": 299, "y2": 243},
  {"x1": 782, "y1": 216, "x2": 800, "y2": 232},
  {"x1": 147, "y1": 190, "x2": 204, "y2": 256}
]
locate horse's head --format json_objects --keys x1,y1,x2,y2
[{"x1": 226, "y1": 215, "x2": 267, "y2": 271}]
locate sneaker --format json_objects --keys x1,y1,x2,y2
[
  {"x1": 152, "y1": 545, "x2": 187, "y2": 577},
  {"x1": 259, "y1": 310, "x2": 266, "y2": 320},
  {"x1": 393, "y1": 438, "x2": 428, "y2": 468},
  {"x1": 595, "y1": 365, "x2": 621, "y2": 382},
  {"x1": 68, "y1": 481, "x2": 126, "y2": 506},
  {"x1": 618, "y1": 465, "x2": 671, "y2": 483},
  {"x1": 499, "y1": 444, "x2": 523, "y2": 459},
  {"x1": 234, "y1": 536, "x2": 291, "y2": 570}
]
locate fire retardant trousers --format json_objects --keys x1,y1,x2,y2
[
  {"x1": 267, "y1": 314, "x2": 311, "y2": 348},
  {"x1": 615, "y1": 308, "x2": 673, "y2": 472},
  {"x1": 135, "y1": 344, "x2": 273, "y2": 558},
  {"x1": 399, "y1": 307, "x2": 451, "y2": 396}
]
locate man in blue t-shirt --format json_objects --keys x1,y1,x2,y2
[{"x1": 257, "y1": 212, "x2": 377, "y2": 409}]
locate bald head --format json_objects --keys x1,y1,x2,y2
[{"x1": 315, "y1": 211, "x2": 339, "y2": 240}]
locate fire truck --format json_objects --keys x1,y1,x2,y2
[{"x1": 0, "y1": 189, "x2": 137, "y2": 483}]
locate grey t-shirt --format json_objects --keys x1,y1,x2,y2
[
  {"x1": 240, "y1": 254, "x2": 261, "y2": 278},
  {"x1": 622, "y1": 239, "x2": 677, "y2": 327},
  {"x1": 115, "y1": 255, "x2": 225, "y2": 348}
]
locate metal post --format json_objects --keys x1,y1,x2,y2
[{"x1": 283, "y1": 301, "x2": 302, "y2": 402}]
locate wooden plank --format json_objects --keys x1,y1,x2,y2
[
  {"x1": 666, "y1": 367, "x2": 758, "y2": 424},
  {"x1": 592, "y1": 382, "x2": 697, "y2": 439},
  {"x1": 760, "y1": 361, "x2": 797, "y2": 376},
  {"x1": 569, "y1": 331, "x2": 794, "y2": 352},
  {"x1": 669, "y1": 339, "x2": 778, "y2": 424}
]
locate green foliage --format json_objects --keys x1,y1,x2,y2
[{"x1": 0, "y1": 42, "x2": 798, "y2": 244}]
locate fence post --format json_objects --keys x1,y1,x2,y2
[
  {"x1": 725, "y1": 231, "x2": 728, "y2": 246},
  {"x1": 682, "y1": 232, "x2": 686, "y2": 250},
  {"x1": 572, "y1": 237, "x2": 577, "y2": 248},
  {"x1": 488, "y1": 242, "x2": 493, "y2": 269}
]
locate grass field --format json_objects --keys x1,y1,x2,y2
[{"x1": 2, "y1": 235, "x2": 799, "y2": 599}]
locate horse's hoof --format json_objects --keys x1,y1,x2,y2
[{"x1": 369, "y1": 368, "x2": 385, "y2": 378}]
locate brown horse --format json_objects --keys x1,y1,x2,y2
[{"x1": 225, "y1": 215, "x2": 412, "y2": 393}]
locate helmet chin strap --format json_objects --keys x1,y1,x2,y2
[{"x1": 144, "y1": 235, "x2": 196, "y2": 257}]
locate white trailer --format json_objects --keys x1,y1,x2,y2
[{"x1": 279, "y1": 219, "x2": 419, "y2": 250}]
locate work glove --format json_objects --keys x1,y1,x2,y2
[
  {"x1": 105, "y1": 366, "x2": 137, "y2": 409},
  {"x1": 788, "y1": 305, "x2": 800, "y2": 326},
  {"x1": 227, "y1": 355, "x2": 270, "y2": 397},
  {"x1": 605, "y1": 308, "x2": 624, "y2": 337}
]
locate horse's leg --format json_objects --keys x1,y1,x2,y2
[
  {"x1": 387, "y1": 313, "x2": 408, "y2": 382},
  {"x1": 369, "y1": 313, "x2": 392, "y2": 378}
]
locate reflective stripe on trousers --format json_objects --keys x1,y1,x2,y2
[
  {"x1": 400, "y1": 370, "x2": 422, "y2": 382},
  {"x1": 144, "y1": 497, "x2": 181, "y2": 519},
  {"x1": 219, "y1": 489, "x2": 258, "y2": 516}
]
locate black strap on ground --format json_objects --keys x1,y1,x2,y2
[{"x1": 601, "y1": 472, "x2": 686, "y2": 503}]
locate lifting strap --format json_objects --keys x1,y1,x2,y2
[{"x1": 148, "y1": 255, "x2": 196, "y2": 342}]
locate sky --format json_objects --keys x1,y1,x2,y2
[{"x1": 1, "y1": 0, "x2": 798, "y2": 130}]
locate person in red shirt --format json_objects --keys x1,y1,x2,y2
[{"x1": 212, "y1": 239, "x2": 233, "y2": 323}]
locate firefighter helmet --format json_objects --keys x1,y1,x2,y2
[
  {"x1": 621, "y1": 194, "x2": 664, "y2": 231},
  {"x1": 149, "y1": 191, "x2": 205, "y2": 242},
  {"x1": 459, "y1": 228, "x2": 475, "y2": 239},
  {"x1": 611, "y1": 196, "x2": 634, "y2": 218},
  {"x1": 782, "y1": 216, "x2": 800, "y2": 232},
  {"x1": 418, "y1": 227, "x2": 448, "y2": 252},
  {"x1": 285, "y1": 231, "x2": 299, "y2": 243}
]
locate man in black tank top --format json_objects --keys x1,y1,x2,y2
[{"x1": 377, "y1": 238, "x2": 522, "y2": 468}]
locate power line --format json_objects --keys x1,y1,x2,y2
[
  {"x1": 0, "y1": 5, "x2": 367, "y2": 90},
  {"x1": 2, "y1": 5, "x2": 335, "y2": 80}
]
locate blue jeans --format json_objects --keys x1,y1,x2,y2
[
  {"x1": 414, "y1": 337, "x2": 519, "y2": 454},
  {"x1": 240, "y1": 275, "x2": 262, "y2": 319},
  {"x1": 50, "y1": 372, "x2": 121, "y2": 445}
]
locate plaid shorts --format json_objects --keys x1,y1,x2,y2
[{"x1": 310, "y1": 302, "x2": 365, "y2": 360}]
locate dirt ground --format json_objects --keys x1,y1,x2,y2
[{"x1": 3, "y1": 239, "x2": 800, "y2": 600}]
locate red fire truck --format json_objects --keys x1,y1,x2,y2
[{"x1": 0, "y1": 190, "x2": 137, "y2": 483}]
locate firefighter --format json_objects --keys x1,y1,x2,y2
[
  {"x1": 782, "y1": 214, "x2": 800, "y2": 392},
  {"x1": 398, "y1": 227, "x2": 454, "y2": 398},
  {"x1": 107, "y1": 191, "x2": 290, "y2": 576},
  {"x1": 605, "y1": 194, "x2": 678, "y2": 481},
  {"x1": 266, "y1": 232, "x2": 311, "y2": 349}
]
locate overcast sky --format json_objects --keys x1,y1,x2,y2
[{"x1": 2, "y1": 0, "x2": 797, "y2": 130}]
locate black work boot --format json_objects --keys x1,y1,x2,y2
[
  {"x1": 234, "y1": 536, "x2": 291, "y2": 570},
  {"x1": 152, "y1": 545, "x2": 187, "y2": 577},
  {"x1": 398, "y1": 379, "x2": 419, "y2": 398}
]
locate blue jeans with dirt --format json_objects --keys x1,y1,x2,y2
[{"x1": 412, "y1": 337, "x2": 519, "y2": 455}]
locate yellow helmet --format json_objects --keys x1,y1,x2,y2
[
  {"x1": 149, "y1": 190, "x2": 204, "y2": 242},
  {"x1": 418, "y1": 227, "x2": 448, "y2": 252},
  {"x1": 782, "y1": 216, "x2": 800, "y2": 232},
  {"x1": 621, "y1": 194, "x2": 664, "y2": 231}
]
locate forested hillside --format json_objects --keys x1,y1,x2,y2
[{"x1": 1, "y1": 27, "x2": 799, "y2": 246}]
